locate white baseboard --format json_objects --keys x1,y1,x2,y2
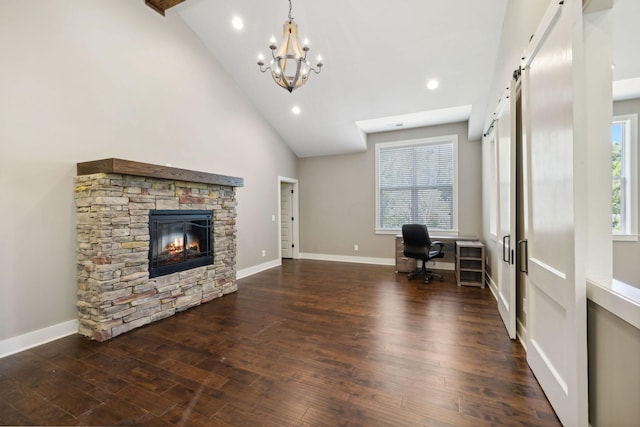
[
  {"x1": 485, "y1": 273, "x2": 528, "y2": 349},
  {"x1": 486, "y1": 273, "x2": 498, "y2": 300},
  {"x1": 237, "y1": 259, "x2": 282, "y2": 280},
  {"x1": 300, "y1": 253, "x2": 395, "y2": 266},
  {"x1": 0, "y1": 319, "x2": 79, "y2": 359},
  {"x1": 238, "y1": 255, "x2": 454, "y2": 278}
]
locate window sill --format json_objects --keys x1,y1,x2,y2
[{"x1": 613, "y1": 234, "x2": 639, "y2": 242}]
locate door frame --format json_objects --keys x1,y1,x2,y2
[{"x1": 277, "y1": 176, "x2": 300, "y2": 259}]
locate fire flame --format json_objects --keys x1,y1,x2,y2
[{"x1": 165, "y1": 237, "x2": 200, "y2": 255}]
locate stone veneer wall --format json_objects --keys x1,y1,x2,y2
[{"x1": 74, "y1": 173, "x2": 238, "y2": 341}]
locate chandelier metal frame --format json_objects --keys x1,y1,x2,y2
[{"x1": 257, "y1": 0, "x2": 323, "y2": 93}]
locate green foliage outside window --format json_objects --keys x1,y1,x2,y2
[{"x1": 612, "y1": 122, "x2": 623, "y2": 232}]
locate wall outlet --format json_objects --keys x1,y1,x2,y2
[
  {"x1": 353, "y1": 244, "x2": 359, "y2": 251},
  {"x1": 271, "y1": 214, "x2": 276, "y2": 222},
  {"x1": 261, "y1": 249, "x2": 266, "y2": 257}
]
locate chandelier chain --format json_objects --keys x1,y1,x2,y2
[{"x1": 288, "y1": 0, "x2": 293, "y2": 21}]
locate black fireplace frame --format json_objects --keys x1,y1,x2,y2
[{"x1": 148, "y1": 210, "x2": 214, "y2": 278}]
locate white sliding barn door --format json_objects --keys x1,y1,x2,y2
[
  {"x1": 495, "y1": 87, "x2": 517, "y2": 339},
  {"x1": 520, "y1": 2, "x2": 588, "y2": 425}
]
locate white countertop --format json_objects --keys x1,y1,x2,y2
[{"x1": 587, "y1": 278, "x2": 640, "y2": 330}]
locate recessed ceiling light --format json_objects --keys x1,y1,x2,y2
[
  {"x1": 231, "y1": 16, "x2": 244, "y2": 31},
  {"x1": 426, "y1": 79, "x2": 439, "y2": 90},
  {"x1": 292, "y1": 105, "x2": 301, "y2": 115}
]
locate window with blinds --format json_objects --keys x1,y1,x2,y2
[{"x1": 375, "y1": 136, "x2": 457, "y2": 233}]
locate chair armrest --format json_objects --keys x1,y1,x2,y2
[
  {"x1": 430, "y1": 241, "x2": 444, "y2": 249},
  {"x1": 429, "y1": 241, "x2": 445, "y2": 256}
]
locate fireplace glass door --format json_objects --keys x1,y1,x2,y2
[{"x1": 149, "y1": 210, "x2": 213, "y2": 278}]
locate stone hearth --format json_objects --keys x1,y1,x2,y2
[{"x1": 74, "y1": 159, "x2": 243, "y2": 341}]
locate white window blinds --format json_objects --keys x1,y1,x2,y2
[{"x1": 376, "y1": 136, "x2": 456, "y2": 232}]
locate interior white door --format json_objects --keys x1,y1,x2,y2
[
  {"x1": 280, "y1": 182, "x2": 293, "y2": 258},
  {"x1": 520, "y1": 2, "x2": 588, "y2": 425},
  {"x1": 496, "y1": 86, "x2": 517, "y2": 339}
]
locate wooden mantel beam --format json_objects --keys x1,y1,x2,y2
[
  {"x1": 145, "y1": 0, "x2": 187, "y2": 16},
  {"x1": 77, "y1": 158, "x2": 244, "y2": 187}
]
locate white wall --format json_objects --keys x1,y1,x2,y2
[
  {"x1": 0, "y1": 0, "x2": 297, "y2": 341},
  {"x1": 298, "y1": 122, "x2": 482, "y2": 260}
]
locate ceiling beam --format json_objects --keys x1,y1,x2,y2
[{"x1": 145, "y1": 0, "x2": 187, "y2": 16}]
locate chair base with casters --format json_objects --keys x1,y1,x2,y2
[
  {"x1": 401, "y1": 224, "x2": 445, "y2": 284},
  {"x1": 407, "y1": 261, "x2": 443, "y2": 283}
]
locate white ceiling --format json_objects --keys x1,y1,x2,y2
[
  {"x1": 612, "y1": 0, "x2": 640, "y2": 101},
  {"x1": 174, "y1": 0, "x2": 639, "y2": 157},
  {"x1": 174, "y1": 0, "x2": 508, "y2": 157}
]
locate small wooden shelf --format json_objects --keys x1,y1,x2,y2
[{"x1": 455, "y1": 241, "x2": 485, "y2": 288}]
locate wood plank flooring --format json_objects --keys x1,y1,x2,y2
[{"x1": 0, "y1": 260, "x2": 561, "y2": 426}]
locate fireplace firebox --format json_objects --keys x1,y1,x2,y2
[{"x1": 149, "y1": 210, "x2": 213, "y2": 278}]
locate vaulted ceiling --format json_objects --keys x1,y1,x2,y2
[{"x1": 147, "y1": 0, "x2": 640, "y2": 158}]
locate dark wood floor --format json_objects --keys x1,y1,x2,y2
[{"x1": 0, "y1": 260, "x2": 560, "y2": 426}]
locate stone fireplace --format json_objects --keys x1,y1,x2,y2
[{"x1": 74, "y1": 159, "x2": 243, "y2": 341}]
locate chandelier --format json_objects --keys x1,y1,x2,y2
[{"x1": 257, "y1": 0, "x2": 323, "y2": 93}]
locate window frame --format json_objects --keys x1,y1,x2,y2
[
  {"x1": 612, "y1": 113, "x2": 638, "y2": 242},
  {"x1": 374, "y1": 135, "x2": 458, "y2": 235}
]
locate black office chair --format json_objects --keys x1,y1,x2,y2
[{"x1": 401, "y1": 224, "x2": 445, "y2": 283}]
